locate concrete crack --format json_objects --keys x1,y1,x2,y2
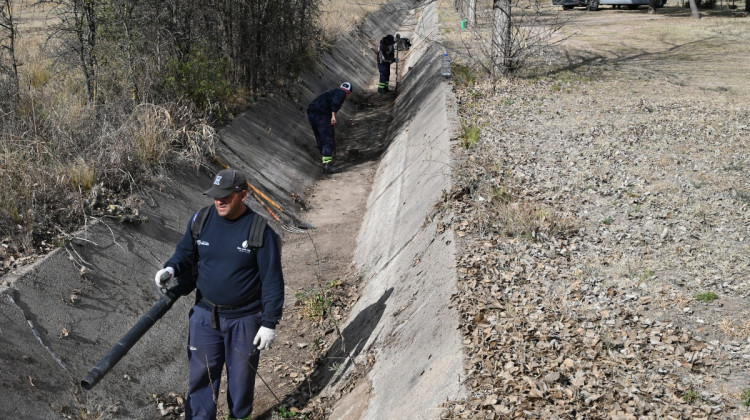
[{"x1": 6, "y1": 293, "x2": 72, "y2": 377}]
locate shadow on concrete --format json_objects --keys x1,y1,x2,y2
[{"x1": 255, "y1": 287, "x2": 394, "y2": 419}]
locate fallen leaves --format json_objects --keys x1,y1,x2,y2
[{"x1": 440, "y1": 75, "x2": 750, "y2": 418}]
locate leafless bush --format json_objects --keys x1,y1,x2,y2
[{"x1": 447, "y1": 0, "x2": 572, "y2": 79}]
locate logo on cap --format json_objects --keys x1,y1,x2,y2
[{"x1": 213, "y1": 175, "x2": 222, "y2": 185}]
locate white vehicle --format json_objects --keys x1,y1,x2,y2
[{"x1": 553, "y1": 0, "x2": 667, "y2": 10}]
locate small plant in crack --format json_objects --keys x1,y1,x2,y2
[{"x1": 328, "y1": 362, "x2": 343, "y2": 373}]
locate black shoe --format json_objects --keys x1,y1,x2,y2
[
  {"x1": 323, "y1": 163, "x2": 340, "y2": 174},
  {"x1": 378, "y1": 87, "x2": 386, "y2": 93}
]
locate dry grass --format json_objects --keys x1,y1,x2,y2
[
  {"x1": 318, "y1": 0, "x2": 392, "y2": 41},
  {"x1": 0, "y1": 0, "x2": 224, "y2": 259}
]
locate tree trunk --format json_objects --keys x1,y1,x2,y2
[
  {"x1": 469, "y1": 0, "x2": 476, "y2": 26},
  {"x1": 69, "y1": 0, "x2": 98, "y2": 103},
  {"x1": 1, "y1": 0, "x2": 20, "y2": 95},
  {"x1": 689, "y1": 0, "x2": 701, "y2": 18},
  {"x1": 492, "y1": 0, "x2": 512, "y2": 79},
  {"x1": 648, "y1": 0, "x2": 658, "y2": 13}
]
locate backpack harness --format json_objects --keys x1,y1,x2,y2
[{"x1": 190, "y1": 205, "x2": 268, "y2": 328}]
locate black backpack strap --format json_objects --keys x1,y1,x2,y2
[
  {"x1": 191, "y1": 206, "x2": 266, "y2": 248},
  {"x1": 247, "y1": 213, "x2": 267, "y2": 249},
  {"x1": 190, "y1": 206, "x2": 211, "y2": 242}
]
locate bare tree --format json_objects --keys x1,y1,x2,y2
[
  {"x1": 0, "y1": 0, "x2": 20, "y2": 96},
  {"x1": 492, "y1": 0, "x2": 512, "y2": 78},
  {"x1": 688, "y1": 0, "x2": 702, "y2": 18},
  {"x1": 44, "y1": 0, "x2": 100, "y2": 103}
]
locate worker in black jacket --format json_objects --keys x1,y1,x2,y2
[
  {"x1": 306, "y1": 82, "x2": 352, "y2": 174},
  {"x1": 155, "y1": 168, "x2": 284, "y2": 420},
  {"x1": 377, "y1": 34, "x2": 398, "y2": 93}
]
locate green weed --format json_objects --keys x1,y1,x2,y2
[
  {"x1": 639, "y1": 269, "x2": 656, "y2": 281},
  {"x1": 741, "y1": 389, "x2": 750, "y2": 407},
  {"x1": 295, "y1": 286, "x2": 334, "y2": 320},
  {"x1": 695, "y1": 291, "x2": 718, "y2": 303},
  {"x1": 329, "y1": 362, "x2": 343, "y2": 373},
  {"x1": 277, "y1": 406, "x2": 309, "y2": 419},
  {"x1": 682, "y1": 388, "x2": 701, "y2": 404},
  {"x1": 163, "y1": 49, "x2": 232, "y2": 111},
  {"x1": 461, "y1": 124, "x2": 480, "y2": 149}
]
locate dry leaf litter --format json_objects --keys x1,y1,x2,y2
[{"x1": 438, "y1": 77, "x2": 750, "y2": 419}]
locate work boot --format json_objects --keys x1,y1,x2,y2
[
  {"x1": 323, "y1": 163, "x2": 340, "y2": 174},
  {"x1": 378, "y1": 87, "x2": 386, "y2": 93}
]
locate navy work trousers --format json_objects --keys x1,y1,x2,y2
[
  {"x1": 307, "y1": 111, "x2": 335, "y2": 159},
  {"x1": 185, "y1": 305, "x2": 262, "y2": 420},
  {"x1": 378, "y1": 62, "x2": 391, "y2": 89}
]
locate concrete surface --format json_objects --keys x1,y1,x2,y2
[
  {"x1": 0, "y1": 0, "x2": 465, "y2": 418},
  {"x1": 327, "y1": 3, "x2": 466, "y2": 419}
]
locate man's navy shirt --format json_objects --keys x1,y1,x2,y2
[{"x1": 165, "y1": 205, "x2": 284, "y2": 329}]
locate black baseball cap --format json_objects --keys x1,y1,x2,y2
[{"x1": 203, "y1": 169, "x2": 248, "y2": 198}]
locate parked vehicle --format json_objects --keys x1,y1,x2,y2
[{"x1": 553, "y1": 0, "x2": 666, "y2": 10}]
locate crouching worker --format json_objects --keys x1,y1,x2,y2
[
  {"x1": 306, "y1": 82, "x2": 353, "y2": 174},
  {"x1": 155, "y1": 168, "x2": 285, "y2": 420}
]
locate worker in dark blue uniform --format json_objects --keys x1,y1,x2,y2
[
  {"x1": 155, "y1": 168, "x2": 284, "y2": 420},
  {"x1": 306, "y1": 82, "x2": 352, "y2": 174},
  {"x1": 377, "y1": 34, "x2": 397, "y2": 93}
]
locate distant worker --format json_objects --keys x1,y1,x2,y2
[
  {"x1": 306, "y1": 82, "x2": 353, "y2": 174},
  {"x1": 155, "y1": 168, "x2": 285, "y2": 420},
  {"x1": 377, "y1": 34, "x2": 398, "y2": 93}
]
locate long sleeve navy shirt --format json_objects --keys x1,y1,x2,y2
[
  {"x1": 165, "y1": 205, "x2": 284, "y2": 329},
  {"x1": 307, "y1": 88, "x2": 347, "y2": 115}
]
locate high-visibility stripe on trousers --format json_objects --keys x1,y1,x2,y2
[{"x1": 378, "y1": 62, "x2": 391, "y2": 92}]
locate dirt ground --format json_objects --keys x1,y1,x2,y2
[{"x1": 236, "y1": 86, "x2": 396, "y2": 419}]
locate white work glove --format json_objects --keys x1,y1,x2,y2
[
  {"x1": 154, "y1": 267, "x2": 175, "y2": 288},
  {"x1": 253, "y1": 326, "x2": 276, "y2": 351}
]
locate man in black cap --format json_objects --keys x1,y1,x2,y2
[
  {"x1": 377, "y1": 34, "x2": 398, "y2": 93},
  {"x1": 306, "y1": 82, "x2": 352, "y2": 174},
  {"x1": 154, "y1": 168, "x2": 285, "y2": 420}
]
